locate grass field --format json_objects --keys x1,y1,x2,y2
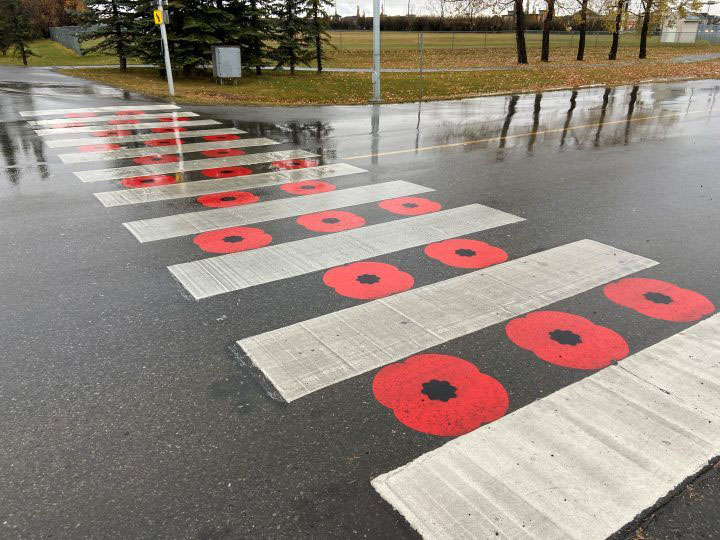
[{"x1": 0, "y1": 39, "x2": 139, "y2": 67}]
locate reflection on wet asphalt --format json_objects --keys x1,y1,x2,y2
[{"x1": 1, "y1": 66, "x2": 720, "y2": 539}]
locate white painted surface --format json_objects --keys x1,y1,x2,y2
[
  {"x1": 59, "y1": 138, "x2": 279, "y2": 163},
  {"x1": 19, "y1": 104, "x2": 181, "y2": 117},
  {"x1": 124, "y1": 180, "x2": 434, "y2": 242},
  {"x1": 42, "y1": 129, "x2": 246, "y2": 148},
  {"x1": 74, "y1": 149, "x2": 317, "y2": 183},
  {"x1": 169, "y1": 204, "x2": 524, "y2": 299},
  {"x1": 94, "y1": 163, "x2": 367, "y2": 207},
  {"x1": 238, "y1": 240, "x2": 656, "y2": 402},
  {"x1": 372, "y1": 313, "x2": 720, "y2": 540},
  {"x1": 28, "y1": 112, "x2": 200, "y2": 126},
  {"x1": 34, "y1": 119, "x2": 220, "y2": 136}
]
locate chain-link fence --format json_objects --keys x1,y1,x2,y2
[{"x1": 48, "y1": 27, "x2": 84, "y2": 55}]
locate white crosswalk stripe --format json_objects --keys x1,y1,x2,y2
[
  {"x1": 372, "y1": 313, "x2": 720, "y2": 540},
  {"x1": 59, "y1": 138, "x2": 280, "y2": 163},
  {"x1": 75, "y1": 149, "x2": 317, "y2": 182},
  {"x1": 42, "y1": 128, "x2": 247, "y2": 148},
  {"x1": 170, "y1": 204, "x2": 524, "y2": 299},
  {"x1": 28, "y1": 112, "x2": 200, "y2": 126},
  {"x1": 124, "y1": 181, "x2": 433, "y2": 242},
  {"x1": 19, "y1": 104, "x2": 181, "y2": 117},
  {"x1": 237, "y1": 239, "x2": 657, "y2": 403},
  {"x1": 35, "y1": 119, "x2": 221, "y2": 136},
  {"x1": 94, "y1": 163, "x2": 367, "y2": 207}
]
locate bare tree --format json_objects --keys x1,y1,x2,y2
[
  {"x1": 540, "y1": 0, "x2": 556, "y2": 61},
  {"x1": 607, "y1": 0, "x2": 625, "y2": 60},
  {"x1": 575, "y1": 0, "x2": 589, "y2": 59}
]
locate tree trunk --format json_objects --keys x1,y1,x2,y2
[
  {"x1": 316, "y1": 31, "x2": 322, "y2": 72},
  {"x1": 19, "y1": 41, "x2": 27, "y2": 65},
  {"x1": 514, "y1": 0, "x2": 528, "y2": 64},
  {"x1": 10, "y1": 7, "x2": 27, "y2": 66},
  {"x1": 639, "y1": 0, "x2": 652, "y2": 59},
  {"x1": 111, "y1": 0, "x2": 127, "y2": 71},
  {"x1": 541, "y1": 0, "x2": 555, "y2": 62},
  {"x1": 608, "y1": 0, "x2": 624, "y2": 60},
  {"x1": 576, "y1": 0, "x2": 588, "y2": 61}
]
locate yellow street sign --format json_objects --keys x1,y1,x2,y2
[{"x1": 153, "y1": 10, "x2": 163, "y2": 25}]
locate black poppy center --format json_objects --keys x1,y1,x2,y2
[
  {"x1": 421, "y1": 379, "x2": 457, "y2": 402},
  {"x1": 300, "y1": 185, "x2": 316, "y2": 190},
  {"x1": 221, "y1": 169, "x2": 234, "y2": 174},
  {"x1": 402, "y1": 202, "x2": 419, "y2": 208},
  {"x1": 455, "y1": 248, "x2": 476, "y2": 257},
  {"x1": 549, "y1": 329, "x2": 582, "y2": 346},
  {"x1": 220, "y1": 196, "x2": 236, "y2": 202},
  {"x1": 322, "y1": 217, "x2": 341, "y2": 224},
  {"x1": 141, "y1": 179, "x2": 155, "y2": 184},
  {"x1": 644, "y1": 291, "x2": 673, "y2": 304},
  {"x1": 223, "y1": 235, "x2": 244, "y2": 243},
  {"x1": 356, "y1": 273, "x2": 380, "y2": 285}
]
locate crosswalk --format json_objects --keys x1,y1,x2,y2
[{"x1": 30, "y1": 102, "x2": 717, "y2": 540}]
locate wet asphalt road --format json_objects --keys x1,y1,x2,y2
[{"x1": 1, "y1": 66, "x2": 720, "y2": 539}]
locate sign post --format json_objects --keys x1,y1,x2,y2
[
  {"x1": 155, "y1": 1, "x2": 175, "y2": 97},
  {"x1": 371, "y1": 0, "x2": 381, "y2": 102}
]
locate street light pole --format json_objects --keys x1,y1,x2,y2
[
  {"x1": 157, "y1": 0, "x2": 175, "y2": 97},
  {"x1": 371, "y1": 0, "x2": 381, "y2": 102}
]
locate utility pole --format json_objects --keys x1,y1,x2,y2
[
  {"x1": 156, "y1": 0, "x2": 175, "y2": 96},
  {"x1": 371, "y1": 0, "x2": 381, "y2": 102}
]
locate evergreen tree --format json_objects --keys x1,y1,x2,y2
[
  {"x1": 0, "y1": 0, "x2": 34, "y2": 65},
  {"x1": 76, "y1": 0, "x2": 134, "y2": 71},
  {"x1": 270, "y1": 0, "x2": 313, "y2": 74},
  {"x1": 242, "y1": 0, "x2": 272, "y2": 75},
  {"x1": 303, "y1": 0, "x2": 333, "y2": 73}
]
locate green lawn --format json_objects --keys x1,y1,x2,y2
[{"x1": 0, "y1": 39, "x2": 135, "y2": 66}]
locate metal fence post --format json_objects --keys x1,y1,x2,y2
[
  {"x1": 418, "y1": 31, "x2": 424, "y2": 101},
  {"x1": 484, "y1": 31, "x2": 487, "y2": 47},
  {"x1": 595, "y1": 31, "x2": 599, "y2": 47},
  {"x1": 339, "y1": 30, "x2": 343, "y2": 51},
  {"x1": 451, "y1": 32, "x2": 455, "y2": 50}
]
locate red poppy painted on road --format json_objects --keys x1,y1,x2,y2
[
  {"x1": 425, "y1": 238, "x2": 508, "y2": 269},
  {"x1": 114, "y1": 110, "x2": 146, "y2": 116},
  {"x1": 201, "y1": 148, "x2": 246, "y2": 158},
  {"x1": 107, "y1": 118, "x2": 139, "y2": 125},
  {"x1": 193, "y1": 226, "x2": 272, "y2": 254},
  {"x1": 505, "y1": 311, "x2": 629, "y2": 370},
  {"x1": 121, "y1": 175, "x2": 177, "y2": 188},
  {"x1": 203, "y1": 134, "x2": 241, "y2": 142},
  {"x1": 196, "y1": 191, "x2": 259, "y2": 208},
  {"x1": 64, "y1": 112, "x2": 97, "y2": 118},
  {"x1": 296, "y1": 210, "x2": 365, "y2": 233},
  {"x1": 200, "y1": 166, "x2": 252, "y2": 179},
  {"x1": 378, "y1": 197, "x2": 442, "y2": 216},
  {"x1": 272, "y1": 158, "x2": 318, "y2": 170},
  {"x1": 144, "y1": 138, "x2": 185, "y2": 147},
  {"x1": 604, "y1": 278, "x2": 715, "y2": 322},
  {"x1": 323, "y1": 261, "x2": 414, "y2": 300},
  {"x1": 77, "y1": 143, "x2": 123, "y2": 153},
  {"x1": 132, "y1": 154, "x2": 179, "y2": 165},
  {"x1": 372, "y1": 353, "x2": 509, "y2": 437},
  {"x1": 280, "y1": 180, "x2": 336, "y2": 196},
  {"x1": 159, "y1": 116, "x2": 191, "y2": 122},
  {"x1": 91, "y1": 129, "x2": 131, "y2": 137},
  {"x1": 151, "y1": 127, "x2": 187, "y2": 133}
]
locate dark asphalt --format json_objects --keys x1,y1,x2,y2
[{"x1": 1, "y1": 66, "x2": 720, "y2": 538}]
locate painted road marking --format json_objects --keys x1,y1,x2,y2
[
  {"x1": 74, "y1": 149, "x2": 317, "y2": 183},
  {"x1": 372, "y1": 313, "x2": 720, "y2": 540},
  {"x1": 59, "y1": 138, "x2": 280, "y2": 163},
  {"x1": 19, "y1": 104, "x2": 182, "y2": 117},
  {"x1": 35, "y1": 119, "x2": 221, "y2": 136},
  {"x1": 170, "y1": 204, "x2": 524, "y2": 299},
  {"x1": 94, "y1": 163, "x2": 366, "y2": 207},
  {"x1": 43, "y1": 129, "x2": 247, "y2": 148},
  {"x1": 27, "y1": 112, "x2": 200, "y2": 126},
  {"x1": 124, "y1": 181, "x2": 433, "y2": 243},
  {"x1": 238, "y1": 239, "x2": 656, "y2": 402}
]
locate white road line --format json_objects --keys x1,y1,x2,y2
[
  {"x1": 19, "y1": 104, "x2": 181, "y2": 117},
  {"x1": 27, "y1": 112, "x2": 200, "y2": 126},
  {"x1": 124, "y1": 181, "x2": 433, "y2": 243},
  {"x1": 372, "y1": 313, "x2": 720, "y2": 540},
  {"x1": 170, "y1": 204, "x2": 524, "y2": 299},
  {"x1": 237, "y1": 239, "x2": 656, "y2": 402},
  {"x1": 94, "y1": 163, "x2": 366, "y2": 207},
  {"x1": 59, "y1": 138, "x2": 280, "y2": 163},
  {"x1": 43, "y1": 128, "x2": 246, "y2": 148},
  {"x1": 34, "y1": 119, "x2": 220, "y2": 136},
  {"x1": 74, "y1": 149, "x2": 317, "y2": 183}
]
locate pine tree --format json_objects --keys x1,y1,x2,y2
[
  {"x1": 76, "y1": 0, "x2": 134, "y2": 71},
  {"x1": 270, "y1": 0, "x2": 313, "y2": 75},
  {"x1": 0, "y1": 0, "x2": 34, "y2": 65},
  {"x1": 303, "y1": 0, "x2": 334, "y2": 73},
  {"x1": 243, "y1": 0, "x2": 272, "y2": 75}
]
